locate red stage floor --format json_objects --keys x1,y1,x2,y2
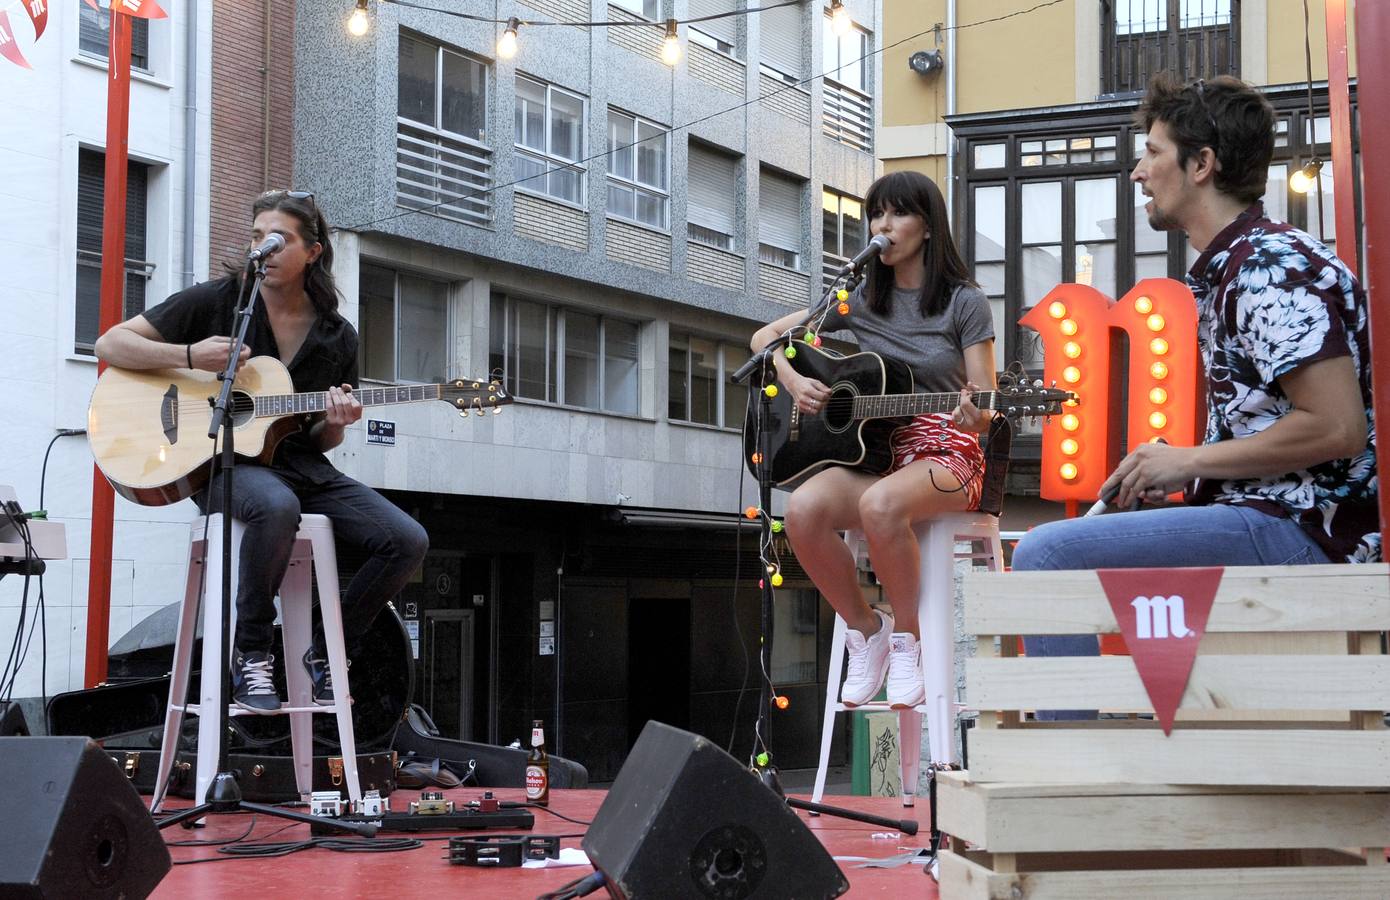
[{"x1": 151, "y1": 786, "x2": 935, "y2": 898}]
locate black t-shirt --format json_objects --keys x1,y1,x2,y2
[{"x1": 141, "y1": 276, "x2": 359, "y2": 483}]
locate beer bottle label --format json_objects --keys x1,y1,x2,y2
[{"x1": 526, "y1": 765, "x2": 546, "y2": 799}]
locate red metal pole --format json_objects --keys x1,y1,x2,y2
[
  {"x1": 85, "y1": 6, "x2": 133, "y2": 688},
  {"x1": 1324, "y1": 0, "x2": 1357, "y2": 276},
  {"x1": 1353, "y1": 1, "x2": 1390, "y2": 553}
]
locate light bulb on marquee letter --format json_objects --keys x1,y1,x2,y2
[{"x1": 1020, "y1": 279, "x2": 1199, "y2": 504}]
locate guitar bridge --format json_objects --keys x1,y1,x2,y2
[{"x1": 160, "y1": 384, "x2": 179, "y2": 444}]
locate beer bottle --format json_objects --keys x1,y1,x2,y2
[{"x1": 525, "y1": 719, "x2": 550, "y2": 805}]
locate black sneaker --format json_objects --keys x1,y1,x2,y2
[
  {"x1": 231, "y1": 649, "x2": 280, "y2": 713},
  {"x1": 303, "y1": 648, "x2": 343, "y2": 706}
]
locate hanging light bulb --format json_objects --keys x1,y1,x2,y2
[
  {"x1": 661, "y1": 19, "x2": 682, "y2": 66},
  {"x1": 830, "y1": 0, "x2": 853, "y2": 37},
  {"x1": 497, "y1": 17, "x2": 520, "y2": 59},
  {"x1": 347, "y1": 0, "x2": 369, "y2": 37},
  {"x1": 1289, "y1": 157, "x2": 1322, "y2": 194}
]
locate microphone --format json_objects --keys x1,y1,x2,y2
[
  {"x1": 840, "y1": 234, "x2": 891, "y2": 273},
  {"x1": 247, "y1": 233, "x2": 286, "y2": 262}
]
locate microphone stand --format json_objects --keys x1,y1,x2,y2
[
  {"x1": 731, "y1": 262, "x2": 919, "y2": 839},
  {"x1": 155, "y1": 257, "x2": 373, "y2": 837}
]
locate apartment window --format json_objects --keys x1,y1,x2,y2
[
  {"x1": 607, "y1": 110, "x2": 669, "y2": 230},
  {"x1": 515, "y1": 76, "x2": 586, "y2": 205},
  {"x1": 688, "y1": 143, "x2": 738, "y2": 250},
  {"x1": 396, "y1": 34, "x2": 492, "y2": 224},
  {"x1": 359, "y1": 263, "x2": 451, "y2": 384},
  {"x1": 78, "y1": 1, "x2": 150, "y2": 71},
  {"x1": 75, "y1": 148, "x2": 151, "y2": 355},
  {"x1": 759, "y1": 170, "x2": 802, "y2": 269},
  {"x1": 759, "y1": 1, "x2": 803, "y2": 82},
  {"x1": 398, "y1": 33, "x2": 486, "y2": 142},
  {"x1": 668, "y1": 332, "x2": 748, "y2": 429},
  {"x1": 821, "y1": 18, "x2": 872, "y2": 151},
  {"x1": 1102, "y1": 0, "x2": 1238, "y2": 95},
  {"x1": 821, "y1": 189, "x2": 865, "y2": 288},
  {"x1": 689, "y1": 0, "x2": 737, "y2": 56},
  {"x1": 610, "y1": 0, "x2": 659, "y2": 18},
  {"x1": 490, "y1": 294, "x2": 640, "y2": 414}
]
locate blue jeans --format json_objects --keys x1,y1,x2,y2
[
  {"x1": 202, "y1": 464, "x2": 429, "y2": 655},
  {"x1": 1014, "y1": 503, "x2": 1329, "y2": 719}
]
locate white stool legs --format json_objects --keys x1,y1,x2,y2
[
  {"x1": 151, "y1": 513, "x2": 361, "y2": 811},
  {"x1": 811, "y1": 512, "x2": 1003, "y2": 806}
]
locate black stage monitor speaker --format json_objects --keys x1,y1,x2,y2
[
  {"x1": 0, "y1": 700, "x2": 29, "y2": 736},
  {"x1": 582, "y1": 722, "x2": 849, "y2": 900},
  {"x1": 0, "y1": 737, "x2": 171, "y2": 899}
]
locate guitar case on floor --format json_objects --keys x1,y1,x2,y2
[{"x1": 390, "y1": 704, "x2": 589, "y2": 790}]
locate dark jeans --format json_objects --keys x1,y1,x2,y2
[
  {"x1": 1014, "y1": 503, "x2": 1330, "y2": 720},
  {"x1": 202, "y1": 464, "x2": 429, "y2": 655}
]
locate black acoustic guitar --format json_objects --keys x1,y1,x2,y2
[{"x1": 743, "y1": 343, "x2": 1072, "y2": 487}]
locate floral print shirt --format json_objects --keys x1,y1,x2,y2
[{"x1": 1186, "y1": 202, "x2": 1379, "y2": 563}]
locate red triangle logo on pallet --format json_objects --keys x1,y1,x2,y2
[{"x1": 1097, "y1": 567, "x2": 1223, "y2": 735}]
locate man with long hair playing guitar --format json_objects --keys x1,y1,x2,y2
[{"x1": 94, "y1": 190, "x2": 429, "y2": 713}]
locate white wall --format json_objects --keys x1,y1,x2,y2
[{"x1": 0, "y1": 2, "x2": 212, "y2": 699}]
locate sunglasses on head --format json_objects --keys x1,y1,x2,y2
[
  {"x1": 260, "y1": 189, "x2": 315, "y2": 203},
  {"x1": 1190, "y1": 80, "x2": 1222, "y2": 153}
]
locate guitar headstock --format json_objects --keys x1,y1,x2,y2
[
  {"x1": 995, "y1": 382, "x2": 1076, "y2": 420},
  {"x1": 442, "y1": 376, "x2": 513, "y2": 417}
]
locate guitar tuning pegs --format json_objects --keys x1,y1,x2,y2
[
  {"x1": 1033, "y1": 379, "x2": 1043, "y2": 388},
  {"x1": 459, "y1": 408, "x2": 470, "y2": 418},
  {"x1": 492, "y1": 406, "x2": 502, "y2": 415}
]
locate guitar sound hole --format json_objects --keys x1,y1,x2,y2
[
  {"x1": 231, "y1": 392, "x2": 256, "y2": 427},
  {"x1": 823, "y1": 389, "x2": 854, "y2": 431}
]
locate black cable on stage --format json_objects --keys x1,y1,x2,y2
[
  {"x1": 173, "y1": 835, "x2": 424, "y2": 864},
  {"x1": 164, "y1": 814, "x2": 262, "y2": 847},
  {"x1": 508, "y1": 801, "x2": 591, "y2": 827},
  {"x1": 538, "y1": 871, "x2": 606, "y2": 900}
]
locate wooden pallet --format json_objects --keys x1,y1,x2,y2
[
  {"x1": 964, "y1": 563, "x2": 1390, "y2": 786},
  {"x1": 936, "y1": 772, "x2": 1390, "y2": 899}
]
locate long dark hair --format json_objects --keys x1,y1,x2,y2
[
  {"x1": 241, "y1": 190, "x2": 342, "y2": 320},
  {"x1": 861, "y1": 171, "x2": 974, "y2": 318}
]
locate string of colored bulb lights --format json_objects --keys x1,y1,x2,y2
[{"x1": 343, "y1": 0, "x2": 1069, "y2": 231}]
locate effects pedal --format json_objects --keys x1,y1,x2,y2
[{"x1": 311, "y1": 790, "x2": 534, "y2": 835}]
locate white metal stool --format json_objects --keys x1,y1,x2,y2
[
  {"x1": 811, "y1": 511, "x2": 1003, "y2": 806},
  {"x1": 150, "y1": 513, "x2": 362, "y2": 810}
]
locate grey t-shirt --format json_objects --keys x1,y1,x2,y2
[{"x1": 826, "y1": 283, "x2": 994, "y2": 393}]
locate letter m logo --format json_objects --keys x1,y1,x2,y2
[{"x1": 1131, "y1": 594, "x2": 1193, "y2": 639}]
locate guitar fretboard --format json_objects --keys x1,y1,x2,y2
[
  {"x1": 253, "y1": 384, "x2": 444, "y2": 417},
  {"x1": 851, "y1": 391, "x2": 997, "y2": 420}
]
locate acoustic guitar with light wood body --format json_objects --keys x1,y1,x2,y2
[{"x1": 87, "y1": 356, "x2": 511, "y2": 506}]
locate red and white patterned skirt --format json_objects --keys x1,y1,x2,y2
[{"x1": 887, "y1": 413, "x2": 986, "y2": 510}]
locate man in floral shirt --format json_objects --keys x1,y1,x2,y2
[{"x1": 1011, "y1": 73, "x2": 1377, "y2": 703}]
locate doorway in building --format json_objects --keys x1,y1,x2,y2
[
  {"x1": 422, "y1": 609, "x2": 474, "y2": 740},
  {"x1": 409, "y1": 551, "x2": 494, "y2": 742},
  {"x1": 627, "y1": 596, "x2": 691, "y2": 743}
]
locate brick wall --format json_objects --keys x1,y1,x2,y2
[
  {"x1": 515, "y1": 192, "x2": 589, "y2": 253},
  {"x1": 521, "y1": 0, "x2": 589, "y2": 23},
  {"x1": 689, "y1": 43, "x2": 744, "y2": 96},
  {"x1": 758, "y1": 261, "x2": 811, "y2": 308},
  {"x1": 687, "y1": 241, "x2": 744, "y2": 290},
  {"x1": 605, "y1": 218, "x2": 671, "y2": 272},
  {"x1": 606, "y1": 5, "x2": 663, "y2": 62},
  {"x1": 758, "y1": 72, "x2": 811, "y2": 126},
  {"x1": 209, "y1": 0, "x2": 296, "y2": 271}
]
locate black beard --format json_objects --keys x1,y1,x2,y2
[{"x1": 1146, "y1": 201, "x2": 1181, "y2": 231}]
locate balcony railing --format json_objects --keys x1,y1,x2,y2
[
  {"x1": 1101, "y1": 1, "x2": 1239, "y2": 95},
  {"x1": 395, "y1": 118, "x2": 493, "y2": 226},
  {"x1": 822, "y1": 251, "x2": 849, "y2": 292},
  {"x1": 822, "y1": 81, "x2": 872, "y2": 153}
]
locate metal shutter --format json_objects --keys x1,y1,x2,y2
[
  {"x1": 688, "y1": 144, "x2": 737, "y2": 235},
  {"x1": 758, "y1": 170, "x2": 802, "y2": 251}
]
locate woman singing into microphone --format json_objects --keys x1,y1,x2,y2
[{"x1": 749, "y1": 171, "x2": 995, "y2": 708}]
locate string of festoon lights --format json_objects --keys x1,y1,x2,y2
[{"x1": 347, "y1": 0, "x2": 859, "y2": 62}]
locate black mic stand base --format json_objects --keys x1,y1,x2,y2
[{"x1": 752, "y1": 756, "x2": 920, "y2": 836}]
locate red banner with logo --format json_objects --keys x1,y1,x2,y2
[
  {"x1": 112, "y1": 0, "x2": 168, "y2": 19},
  {"x1": 0, "y1": 10, "x2": 31, "y2": 68},
  {"x1": 21, "y1": 0, "x2": 46, "y2": 40},
  {"x1": 1097, "y1": 567, "x2": 1223, "y2": 735}
]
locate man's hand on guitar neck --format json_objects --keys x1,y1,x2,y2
[
  {"x1": 311, "y1": 384, "x2": 363, "y2": 452},
  {"x1": 189, "y1": 336, "x2": 252, "y2": 373}
]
